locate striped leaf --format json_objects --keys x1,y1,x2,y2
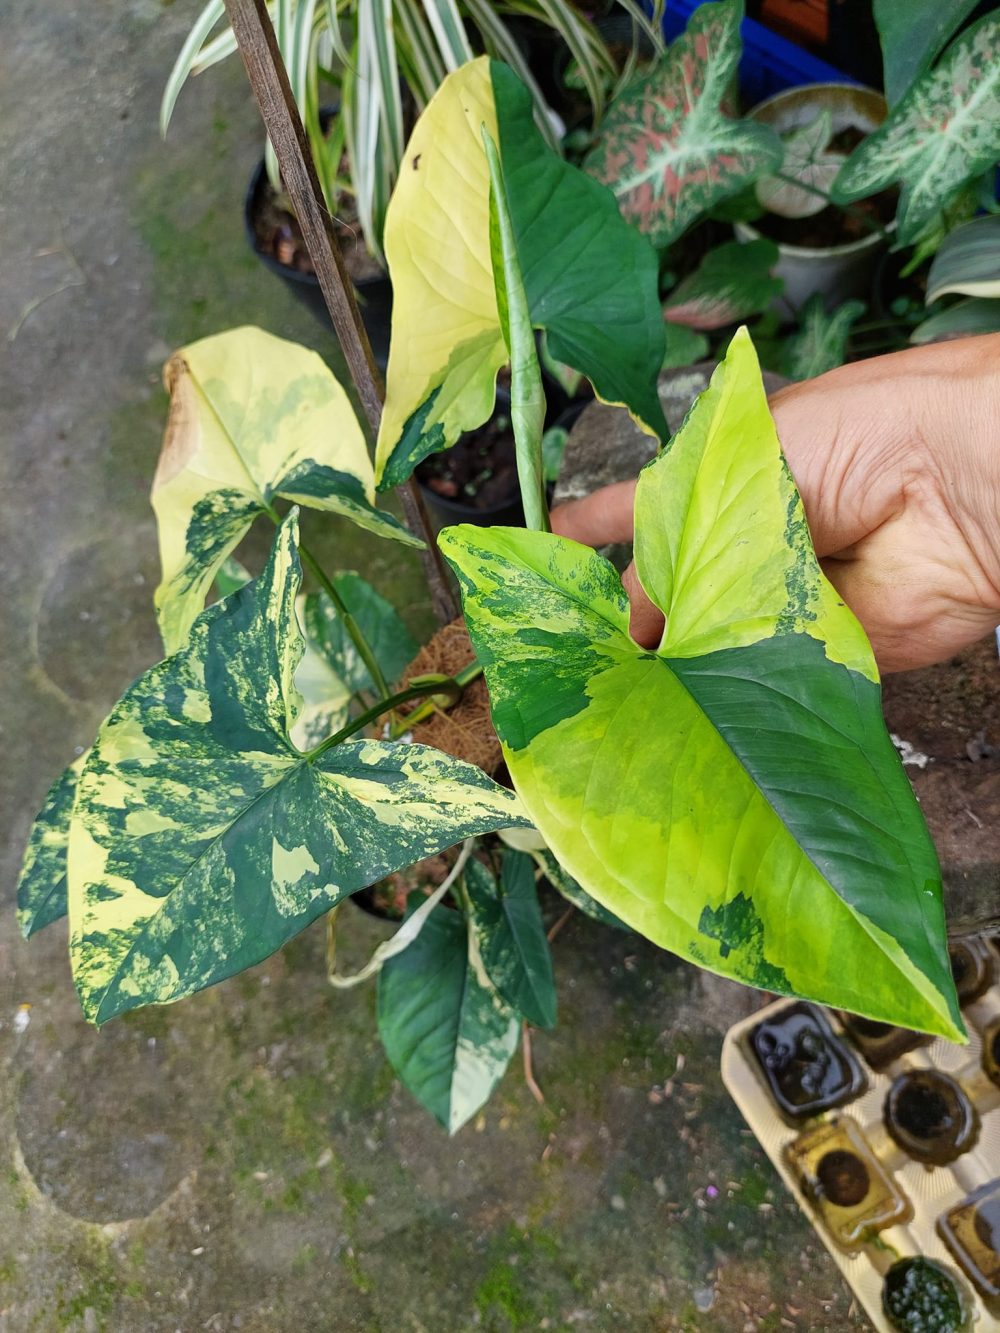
[
  {"x1": 926, "y1": 214, "x2": 1000, "y2": 302},
  {"x1": 376, "y1": 58, "x2": 667, "y2": 490},
  {"x1": 440, "y1": 329, "x2": 962, "y2": 1040},
  {"x1": 833, "y1": 12, "x2": 1000, "y2": 247},
  {"x1": 466, "y1": 853, "x2": 557, "y2": 1029},
  {"x1": 153, "y1": 325, "x2": 420, "y2": 655},
  {"x1": 68, "y1": 514, "x2": 528, "y2": 1026},
  {"x1": 17, "y1": 755, "x2": 86, "y2": 939},
  {"x1": 377, "y1": 896, "x2": 520, "y2": 1132},
  {"x1": 911, "y1": 295, "x2": 1000, "y2": 344},
  {"x1": 584, "y1": 0, "x2": 782, "y2": 247}
]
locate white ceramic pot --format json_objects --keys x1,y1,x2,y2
[{"x1": 735, "y1": 82, "x2": 891, "y2": 313}]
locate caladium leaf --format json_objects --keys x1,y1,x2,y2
[
  {"x1": 68, "y1": 513, "x2": 528, "y2": 1026},
  {"x1": 377, "y1": 897, "x2": 520, "y2": 1132},
  {"x1": 926, "y1": 214, "x2": 1000, "y2": 302},
  {"x1": 291, "y1": 575, "x2": 418, "y2": 750},
  {"x1": 832, "y1": 12, "x2": 1000, "y2": 247},
  {"x1": 911, "y1": 295, "x2": 1000, "y2": 344},
  {"x1": 17, "y1": 755, "x2": 86, "y2": 939},
  {"x1": 874, "y1": 0, "x2": 980, "y2": 106},
  {"x1": 466, "y1": 852, "x2": 557, "y2": 1029},
  {"x1": 781, "y1": 295, "x2": 865, "y2": 380},
  {"x1": 662, "y1": 325, "x2": 710, "y2": 370},
  {"x1": 375, "y1": 57, "x2": 667, "y2": 490},
  {"x1": 154, "y1": 325, "x2": 421, "y2": 654},
  {"x1": 663, "y1": 240, "x2": 782, "y2": 331},
  {"x1": 440, "y1": 329, "x2": 962, "y2": 1040},
  {"x1": 584, "y1": 0, "x2": 782, "y2": 247},
  {"x1": 756, "y1": 111, "x2": 840, "y2": 220}
]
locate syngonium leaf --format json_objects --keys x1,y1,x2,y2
[
  {"x1": 781, "y1": 295, "x2": 865, "y2": 380},
  {"x1": 584, "y1": 0, "x2": 782, "y2": 247},
  {"x1": 17, "y1": 755, "x2": 86, "y2": 938},
  {"x1": 874, "y1": 0, "x2": 980, "y2": 105},
  {"x1": 832, "y1": 12, "x2": 1000, "y2": 247},
  {"x1": 466, "y1": 852, "x2": 557, "y2": 1029},
  {"x1": 377, "y1": 895, "x2": 520, "y2": 1133},
  {"x1": 663, "y1": 240, "x2": 782, "y2": 331},
  {"x1": 533, "y1": 849, "x2": 629, "y2": 933},
  {"x1": 67, "y1": 512, "x2": 528, "y2": 1026},
  {"x1": 375, "y1": 57, "x2": 667, "y2": 491},
  {"x1": 154, "y1": 325, "x2": 422, "y2": 654},
  {"x1": 291, "y1": 574, "x2": 418, "y2": 751},
  {"x1": 439, "y1": 329, "x2": 963, "y2": 1040},
  {"x1": 926, "y1": 214, "x2": 1000, "y2": 303}
]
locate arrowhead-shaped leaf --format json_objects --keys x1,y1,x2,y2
[
  {"x1": 756, "y1": 111, "x2": 841, "y2": 220},
  {"x1": 781, "y1": 295, "x2": 866, "y2": 380},
  {"x1": 832, "y1": 12, "x2": 1000, "y2": 246},
  {"x1": 440, "y1": 330, "x2": 962, "y2": 1040},
  {"x1": 466, "y1": 852, "x2": 557, "y2": 1029},
  {"x1": 68, "y1": 513, "x2": 528, "y2": 1025},
  {"x1": 291, "y1": 575, "x2": 418, "y2": 750},
  {"x1": 584, "y1": 0, "x2": 782, "y2": 247},
  {"x1": 154, "y1": 325, "x2": 421, "y2": 654},
  {"x1": 17, "y1": 755, "x2": 86, "y2": 939},
  {"x1": 376, "y1": 57, "x2": 667, "y2": 490},
  {"x1": 663, "y1": 239, "x2": 782, "y2": 331},
  {"x1": 377, "y1": 897, "x2": 520, "y2": 1132}
]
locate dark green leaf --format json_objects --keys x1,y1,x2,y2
[
  {"x1": 874, "y1": 0, "x2": 980, "y2": 105},
  {"x1": 466, "y1": 853, "x2": 557, "y2": 1029},
  {"x1": 663, "y1": 240, "x2": 782, "y2": 331},
  {"x1": 17, "y1": 755, "x2": 85, "y2": 938}
]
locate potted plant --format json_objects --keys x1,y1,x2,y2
[
  {"x1": 161, "y1": 0, "x2": 661, "y2": 363},
  {"x1": 20, "y1": 41, "x2": 975, "y2": 1134}
]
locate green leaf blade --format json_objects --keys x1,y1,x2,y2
[
  {"x1": 467, "y1": 854, "x2": 557, "y2": 1029},
  {"x1": 874, "y1": 0, "x2": 980, "y2": 105},
  {"x1": 663, "y1": 239, "x2": 782, "y2": 331},
  {"x1": 377, "y1": 901, "x2": 520, "y2": 1132},
  {"x1": 926, "y1": 214, "x2": 1000, "y2": 302}
]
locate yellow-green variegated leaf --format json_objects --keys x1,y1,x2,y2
[
  {"x1": 377, "y1": 896, "x2": 520, "y2": 1132},
  {"x1": 154, "y1": 325, "x2": 421, "y2": 653},
  {"x1": 68, "y1": 513, "x2": 527, "y2": 1026},
  {"x1": 17, "y1": 754, "x2": 86, "y2": 938},
  {"x1": 440, "y1": 329, "x2": 962, "y2": 1040},
  {"x1": 376, "y1": 57, "x2": 667, "y2": 490}
]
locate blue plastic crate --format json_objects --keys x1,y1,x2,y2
[{"x1": 662, "y1": 0, "x2": 858, "y2": 105}]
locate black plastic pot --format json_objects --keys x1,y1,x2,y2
[
  {"x1": 243, "y1": 149, "x2": 393, "y2": 368},
  {"x1": 416, "y1": 390, "x2": 522, "y2": 530}
]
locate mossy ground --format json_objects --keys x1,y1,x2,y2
[{"x1": 1, "y1": 0, "x2": 869, "y2": 1326}]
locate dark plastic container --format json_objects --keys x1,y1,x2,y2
[
  {"x1": 749, "y1": 1001, "x2": 866, "y2": 1122},
  {"x1": 884, "y1": 1070, "x2": 979, "y2": 1166}
]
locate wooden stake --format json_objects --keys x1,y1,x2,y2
[{"x1": 222, "y1": 0, "x2": 457, "y2": 624}]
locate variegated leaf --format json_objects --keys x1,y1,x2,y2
[
  {"x1": 533, "y1": 848, "x2": 628, "y2": 932},
  {"x1": 440, "y1": 329, "x2": 962, "y2": 1040},
  {"x1": 17, "y1": 755, "x2": 86, "y2": 938},
  {"x1": 926, "y1": 214, "x2": 1000, "y2": 302},
  {"x1": 781, "y1": 295, "x2": 865, "y2": 380},
  {"x1": 377, "y1": 896, "x2": 520, "y2": 1132},
  {"x1": 663, "y1": 239, "x2": 782, "y2": 331},
  {"x1": 376, "y1": 58, "x2": 667, "y2": 490},
  {"x1": 584, "y1": 0, "x2": 782, "y2": 246},
  {"x1": 832, "y1": 12, "x2": 1000, "y2": 246},
  {"x1": 756, "y1": 111, "x2": 841, "y2": 220},
  {"x1": 68, "y1": 513, "x2": 528, "y2": 1026},
  {"x1": 466, "y1": 852, "x2": 557, "y2": 1029},
  {"x1": 911, "y1": 295, "x2": 1000, "y2": 343},
  {"x1": 291, "y1": 574, "x2": 418, "y2": 750},
  {"x1": 154, "y1": 325, "x2": 421, "y2": 654}
]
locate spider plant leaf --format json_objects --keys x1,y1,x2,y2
[
  {"x1": 376, "y1": 58, "x2": 667, "y2": 490},
  {"x1": 833, "y1": 12, "x2": 1000, "y2": 247},
  {"x1": 152, "y1": 325, "x2": 421, "y2": 655},
  {"x1": 420, "y1": 0, "x2": 473, "y2": 70},
  {"x1": 160, "y1": 0, "x2": 227, "y2": 136},
  {"x1": 584, "y1": 0, "x2": 782, "y2": 247},
  {"x1": 440, "y1": 329, "x2": 962, "y2": 1040},
  {"x1": 68, "y1": 514, "x2": 528, "y2": 1027}
]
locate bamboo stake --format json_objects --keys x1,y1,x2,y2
[{"x1": 222, "y1": 0, "x2": 457, "y2": 623}]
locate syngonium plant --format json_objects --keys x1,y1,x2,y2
[{"x1": 19, "y1": 56, "x2": 964, "y2": 1139}]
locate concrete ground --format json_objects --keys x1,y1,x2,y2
[{"x1": 0, "y1": 1, "x2": 870, "y2": 1327}]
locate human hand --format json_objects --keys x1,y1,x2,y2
[{"x1": 551, "y1": 334, "x2": 1000, "y2": 673}]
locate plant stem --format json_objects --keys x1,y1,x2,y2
[
  {"x1": 770, "y1": 171, "x2": 887, "y2": 238},
  {"x1": 306, "y1": 677, "x2": 463, "y2": 761},
  {"x1": 296, "y1": 540, "x2": 392, "y2": 699},
  {"x1": 388, "y1": 660, "x2": 484, "y2": 737}
]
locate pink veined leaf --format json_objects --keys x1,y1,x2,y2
[
  {"x1": 584, "y1": 0, "x2": 782, "y2": 247},
  {"x1": 662, "y1": 238, "x2": 782, "y2": 330}
]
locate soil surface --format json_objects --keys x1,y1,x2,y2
[
  {"x1": 251, "y1": 168, "x2": 383, "y2": 284},
  {"x1": 883, "y1": 635, "x2": 1000, "y2": 930},
  {"x1": 755, "y1": 188, "x2": 896, "y2": 248},
  {"x1": 416, "y1": 411, "x2": 519, "y2": 509}
]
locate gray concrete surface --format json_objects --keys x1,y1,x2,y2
[{"x1": 0, "y1": 2, "x2": 870, "y2": 1327}]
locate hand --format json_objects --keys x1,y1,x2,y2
[{"x1": 551, "y1": 334, "x2": 1000, "y2": 673}]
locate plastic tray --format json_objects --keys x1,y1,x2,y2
[{"x1": 721, "y1": 935, "x2": 1000, "y2": 1331}]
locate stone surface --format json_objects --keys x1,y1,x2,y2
[{"x1": 1, "y1": 2, "x2": 875, "y2": 1327}]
